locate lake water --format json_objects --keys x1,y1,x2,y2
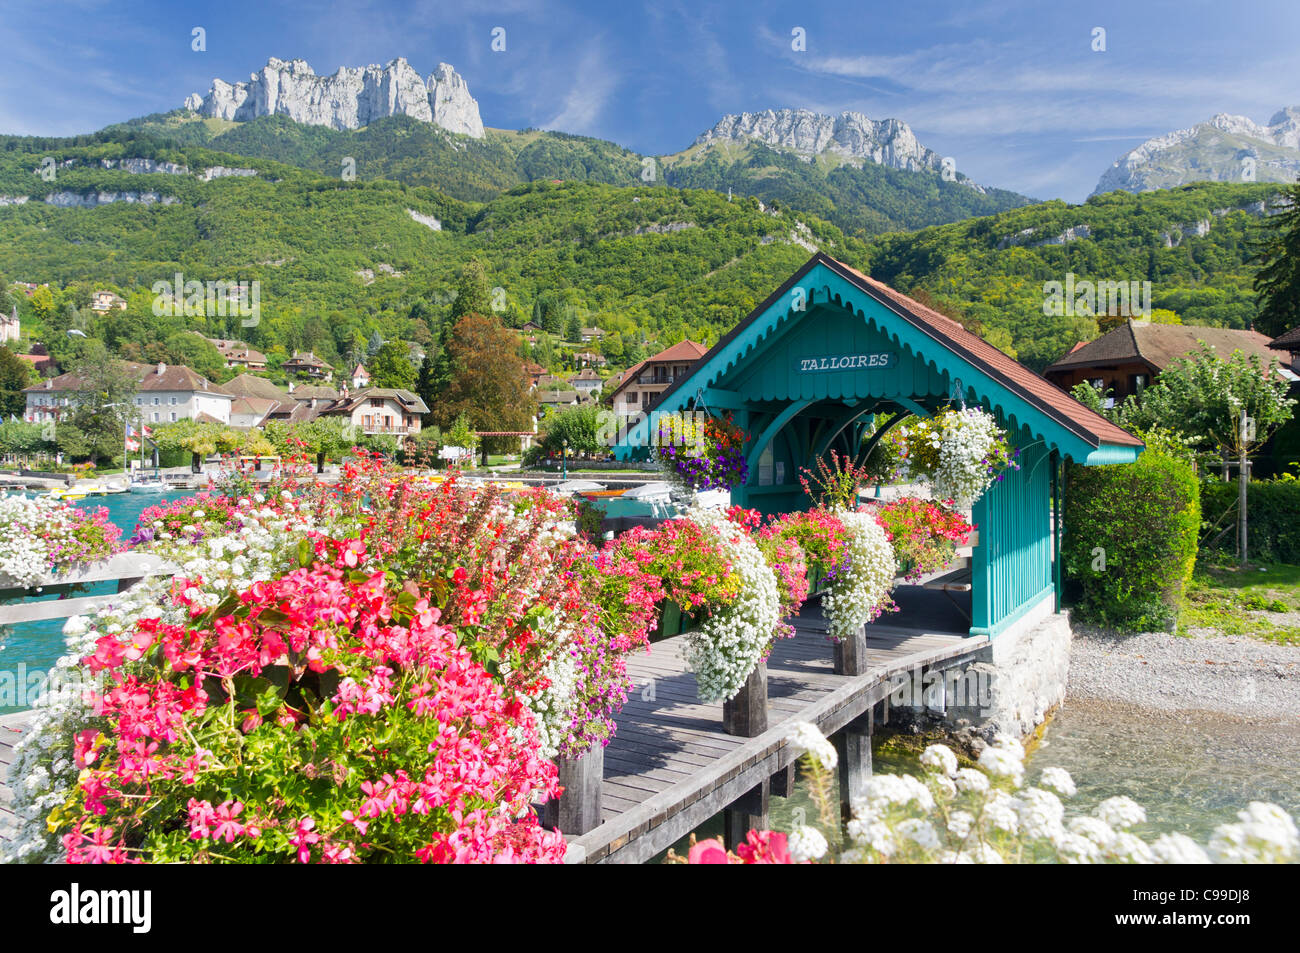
[
  {"x1": 658, "y1": 695, "x2": 1300, "y2": 860},
  {"x1": 0, "y1": 490, "x2": 193, "y2": 715}
]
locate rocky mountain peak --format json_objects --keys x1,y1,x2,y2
[
  {"x1": 1094, "y1": 105, "x2": 1300, "y2": 194},
  {"x1": 693, "y1": 107, "x2": 946, "y2": 175},
  {"x1": 183, "y1": 57, "x2": 484, "y2": 137}
]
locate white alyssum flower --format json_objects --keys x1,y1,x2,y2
[
  {"x1": 1095, "y1": 796, "x2": 1146, "y2": 830},
  {"x1": 947, "y1": 810, "x2": 976, "y2": 839},
  {"x1": 1151, "y1": 832, "x2": 1211, "y2": 865},
  {"x1": 787, "y1": 825, "x2": 828, "y2": 862},
  {"x1": 1038, "y1": 766, "x2": 1077, "y2": 798},
  {"x1": 1017, "y1": 787, "x2": 1066, "y2": 841},
  {"x1": 821, "y1": 509, "x2": 896, "y2": 643},
  {"x1": 680, "y1": 506, "x2": 781, "y2": 703},
  {"x1": 929, "y1": 407, "x2": 1007, "y2": 508},
  {"x1": 784, "y1": 720, "x2": 837, "y2": 770},
  {"x1": 896, "y1": 818, "x2": 941, "y2": 850},
  {"x1": 1207, "y1": 802, "x2": 1300, "y2": 864},
  {"x1": 954, "y1": 767, "x2": 990, "y2": 794},
  {"x1": 1068, "y1": 816, "x2": 1118, "y2": 849},
  {"x1": 983, "y1": 791, "x2": 1020, "y2": 834},
  {"x1": 976, "y1": 745, "x2": 1024, "y2": 787},
  {"x1": 920, "y1": 743, "x2": 958, "y2": 777}
]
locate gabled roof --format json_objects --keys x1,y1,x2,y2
[
  {"x1": 639, "y1": 253, "x2": 1141, "y2": 457},
  {"x1": 326, "y1": 388, "x2": 430, "y2": 415},
  {"x1": 607, "y1": 340, "x2": 709, "y2": 401},
  {"x1": 1047, "y1": 320, "x2": 1288, "y2": 373},
  {"x1": 224, "y1": 373, "x2": 288, "y2": 401},
  {"x1": 290, "y1": 384, "x2": 340, "y2": 402},
  {"x1": 285, "y1": 351, "x2": 331, "y2": 368},
  {"x1": 1273, "y1": 325, "x2": 1300, "y2": 350},
  {"x1": 24, "y1": 361, "x2": 231, "y2": 398}
]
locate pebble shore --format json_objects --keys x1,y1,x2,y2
[{"x1": 1067, "y1": 623, "x2": 1300, "y2": 719}]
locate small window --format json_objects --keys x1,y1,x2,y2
[
  {"x1": 170, "y1": 412, "x2": 177, "y2": 422},
  {"x1": 151, "y1": 412, "x2": 159, "y2": 422},
  {"x1": 153, "y1": 397, "x2": 160, "y2": 405}
]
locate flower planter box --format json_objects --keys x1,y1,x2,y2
[{"x1": 652, "y1": 600, "x2": 698, "y2": 642}]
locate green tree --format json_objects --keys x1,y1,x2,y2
[
  {"x1": 368, "y1": 340, "x2": 418, "y2": 389},
  {"x1": 565, "y1": 311, "x2": 583, "y2": 343},
  {"x1": 450, "y1": 260, "x2": 492, "y2": 322},
  {"x1": 431, "y1": 313, "x2": 532, "y2": 464},
  {"x1": 0, "y1": 346, "x2": 33, "y2": 418},
  {"x1": 537, "y1": 403, "x2": 603, "y2": 456},
  {"x1": 66, "y1": 344, "x2": 139, "y2": 466},
  {"x1": 1254, "y1": 184, "x2": 1300, "y2": 337},
  {"x1": 1074, "y1": 344, "x2": 1295, "y2": 459},
  {"x1": 164, "y1": 333, "x2": 226, "y2": 381}
]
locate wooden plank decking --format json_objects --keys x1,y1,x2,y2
[{"x1": 570, "y1": 604, "x2": 986, "y2": 863}]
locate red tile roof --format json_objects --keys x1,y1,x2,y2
[{"x1": 608, "y1": 340, "x2": 709, "y2": 401}]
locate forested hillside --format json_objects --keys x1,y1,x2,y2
[
  {"x1": 867, "y1": 182, "x2": 1283, "y2": 369},
  {"x1": 0, "y1": 131, "x2": 866, "y2": 374},
  {"x1": 97, "y1": 110, "x2": 1029, "y2": 235}
]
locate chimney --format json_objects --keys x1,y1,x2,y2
[
  {"x1": 310, "y1": 397, "x2": 317, "y2": 409},
  {"x1": 287, "y1": 381, "x2": 295, "y2": 394},
  {"x1": 156, "y1": 362, "x2": 165, "y2": 375}
]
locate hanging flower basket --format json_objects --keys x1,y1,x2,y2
[
  {"x1": 654, "y1": 412, "x2": 749, "y2": 493},
  {"x1": 881, "y1": 406, "x2": 1019, "y2": 508}
]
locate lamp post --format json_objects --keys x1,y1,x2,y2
[{"x1": 561, "y1": 438, "x2": 568, "y2": 481}]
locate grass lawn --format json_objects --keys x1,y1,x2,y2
[{"x1": 1180, "y1": 559, "x2": 1300, "y2": 645}]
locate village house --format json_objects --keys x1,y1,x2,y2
[
  {"x1": 24, "y1": 362, "x2": 234, "y2": 425},
  {"x1": 606, "y1": 340, "x2": 709, "y2": 416},
  {"x1": 350, "y1": 362, "x2": 371, "y2": 389},
  {"x1": 573, "y1": 350, "x2": 607, "y2": 368},
  {"x1": 205, "y1": 337, "x2": 268, "y2": 372},
  {"x1": 580, "y1": 326, "x2": 605, "y2": 344},
  {"x1": 1271, "y1": 325, "x2": 1300, "y2": 375},
  {"x1": 1, "y1": 306, "x2": 18, "y2": 345},
  {"x1": 523, "y1": 361, "x2": 547, "y2": 388},
  {"x1": 569, "y1": 367, "x2": 603, "y2": 396},
  {"x1": 1044, "y1": 320, "x2": 1294, "y2": 403},
  {"x1": 90, "y1": 290, "x2": 127, "y2": 313},
  {"x1": 283, "y1": 351, "x2": 334, "y2": 380},
  {"x1": 320, "y1": 388, "x2": 429, "y2": 435}
]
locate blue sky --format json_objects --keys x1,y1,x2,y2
[{"x1": 2, "y1": 0, "x2": 1298, "y2": 201}]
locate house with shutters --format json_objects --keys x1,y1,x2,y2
[
  {"x1": 24, "y1": 362, "x2": 234, "y2": 425},
  {"x1": 606, "y1": 340, "x2": 709, "y2": 416}
]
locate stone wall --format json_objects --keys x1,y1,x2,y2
[{"x1": 880, "y1": 596, "x2": 1073, "y2": 749}]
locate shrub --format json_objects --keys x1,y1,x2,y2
[
  {"x1": 1199, "y1": 477, "x2": 1300, "y2": 565},
  {"x1": 1063, "y1": 450, "x2": 1200, "y2": 631}
]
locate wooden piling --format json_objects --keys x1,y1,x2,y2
[
  {"x1": 541, "y1": 743, "x2": 604, "y2": 836},
  {"x1": 722, "y1": 661, "x2": 768, "y2": 737}
]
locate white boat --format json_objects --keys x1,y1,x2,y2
[{"x1": 129, "y1": 478, "x2": 169, "y2": 493}]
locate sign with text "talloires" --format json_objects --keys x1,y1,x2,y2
[{"x1": 796, "y1": 352, "x2": 898, "y2": 373}]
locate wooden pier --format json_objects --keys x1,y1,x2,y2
[
  {"x1": 560, "y1": 597, "x2": 986, "y2": 863},
  {"x1": 0, "y1": 587, "x2": 988, "y2": 861}
]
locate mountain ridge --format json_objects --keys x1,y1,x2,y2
[
  {"x1": 184, "y1": 56, "x2": 485, "y2": 138},
  {"x1": 1094, "y1": 106, "x2": 1300, "y2": 195}
]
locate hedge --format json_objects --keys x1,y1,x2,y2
[
  {"x1": 1199, "y1": 478, "x2": 1300, "y2": 564},
  {"x1": 1063, "y1": 450, "x2": 1200, "y2": 631}
]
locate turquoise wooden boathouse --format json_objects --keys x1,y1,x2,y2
[{"x1": 614, "y1": 253, "x2": 1143, "y2": 639}]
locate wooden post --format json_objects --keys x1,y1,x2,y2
[
  {"x1": 723, "y1": 661, "x2": 768, "y2": 737},
  {"x1": 1239, "y1": 411, "x2": 1249, "y2": 567},
  {"x1": 770, "y1": 763, "x2": 796, "y2": 798},
  {"x1": 724, "y1": 777, "x2": 770, "y2": 850},
  {"x1": 834, "y1": 709, "x2": 873, "y2": 821},
  {"x1": 832, "y1": 624, "x2": 869, "y2": 676},
  {"x1": 541, "y1": 743, "x2": 604, "y2": 836}
]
